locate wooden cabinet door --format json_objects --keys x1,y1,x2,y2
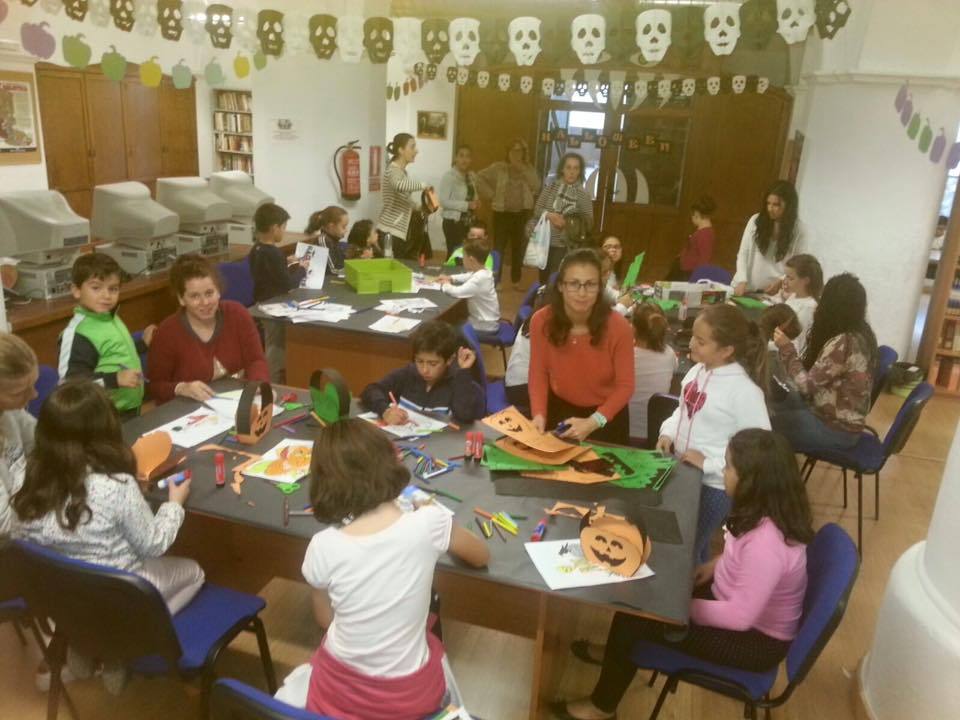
[
  {"x1": 83, "y1": 74, "x2": 128, "y2": 186},
  {"x1": 160, "y1": 80, "x2": 199, "y2": 177},
  {"x1": 122, "y1": 80, "x2": 163, "y2": 182},
  {"x1": 35, "y1": 70, "x2": 92, "y2": 214}
]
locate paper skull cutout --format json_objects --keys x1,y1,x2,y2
[
  {"x1": 456, "y1": 66, "x2": 469, "y2": 85},
  {"x1": 64, "y1": 0, "x2": 88, "y2": 22},
  {"x1": 657, "y1": 78, "x2": 672, "y2": 102},
  {"x1": 182, "y1": 0, "x2": 206, "y2": 43},
  {"x1": 477, "y1": 70, "x2": 490, "y2": 88},
  {"x1": 308, "y1": 14, "x2": 337, "y2": 59},
  {"x1": 706, "y1": 75, "x2": 721, "y2": 95},
  {"x1": 40, "y1": 0, "x2": 62, "y2": 15},
  {"x1": 364, "y1": 17, "x2": 393, "y2": 64},
  {"x1": 426, "y1": 63, "x2": 438, "y2": 81},
  {"x1": 498, "y1": 73, "x2": 511, "y2": 92},
  {"x1": 571, "y1": 13, "x2": 606, "y2": 65},
  {"x1": 421, "y1": 18, "x2": 449, "y2": 65},
  {"x1": 682, "y1": 77, "x2": 696, "y2": 97},
  {"x1": 284, "y1": 14, "x2": 309, "y2": 56},
  {"x1": 635, "y1": 9, "x2": 671, "y2": 63},
  {"x1": 508, "y1": 16, "x2": 541, "y2": 66},
  {"x1": 110, "y1": 0, "x2": 135, "y2": 31},
  {"x1": 257, "y1": 9, "x2": 284, "y2": 56},
  {"x1": 633, "y1": 79, "x2": 648, "y2": 106},
  {"x1": 704, "y1": 2, "x2": 741, "y2": 56},
  {"x1": 445, "y1": 66, "x2": 457, "y2": 83},
  {"x1": 204, "y1": 3, "x2": 232, "y2": 48},
  {"x1": 757, "y1": 76, "x2": 770, "y2": 94},
  {"x1": 816, "y1": 0, "x2": 851, "y2": 40},
  {"x1": 541, "y1": 77, "x2": 555, "y2": 96},
  {"x1": 394, "y1": 17, "x2": 423, "y2": 70},
  {"x1": 449, "y1": 17, "x2": 480, "y2": 66},
  {"x1": 233, "y1": 6, "x2": 258, "y2": 52},
  {"x1": 338, "y1": 15, "x2": 363, "y2": 62},
  {"x1": 554, "y1": 80, "x2": 566, "y2": 96},
  {"x1": 776, "y1": 0, "x2": 815, "y2": 44},
  {"x1": 609, "y1": 78, "x2": 624, "y2": 108},
  {"x1": 133, "y1": 0, "x2": 157, "y2": 36},
  {"x1": 579, "y1": 506, "x2": 652, "y2": 577},
  {"x1": 155, "y1": 0, "x2": 182, "y2": 39},
  {"x1": 520, "y1": 75, "x2": 533, "y2": 94},
  {"x1": 732, "y1": 74, "x2": 747, "y2": 94},
  {"x1": 88, "y1": 0, "x2": 110, "y2": 27}
]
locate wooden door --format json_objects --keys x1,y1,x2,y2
[
  {"x1": 122, "y1": 80, "x2": 163, "y2": 183},
  {"x1": 83, "y1": 74, "x2": 128, "y2": 186},
  {"x1": 36, "y1": 69, "x2": 93, "y2": 217},
  {"x1": 160, "y1": 79, "x2": 199, "y2": 177}
]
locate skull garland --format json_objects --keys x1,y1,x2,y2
[
  {"x1": 64, "y1": 0, "x2": 88, "y2": 22},
  {"x1": 541, "y1": 76, "x2": 554, "y2": 97},
  {"x1": 205, "y1": 3, "x2": 233, "y2": 49},
  {"x1": 456, "y1": 66, "x2": 469, "y2": 86},
  {"x1": 338, "y1": 15, "x2": 364, "y2": 63},
  {"x1": 519, "y1": 76, "x2": 533, "y2": 94},
  {"x1": 88, "y1": 0, "x2": 110, "y2": 27},
  {"x1": 497, "y1": 73, "x2": 512, "y2": 92},
  {"x1": 182, "y1": 0, "x2": 206, "y2": 44},
  {"x1": 157, "y1": 0, "x2": 182, "y2": 40},
  {"x1": 134, "y1": 0, "x2": 158, "y2": 36},
  {"x1": 257, "y1": 9, "x2": 284, "y2": 57},
  {"x1": 682, "y1": 78, "x2": 696, "y2": 97},
  {"x1": 110, "y1": 0, "x2": 135, "y2": 31},
  {"x1": 233, "y1": 6, "x2": 258, "y2": 52},
  {"x1": 449, "y1": 17, "x2": 480, "y2": 66},
  {"x1": 815, "y1": 0, "x2": 851, "y2": 40},
  {"x1": 776, "y1": 0, "x2": 815, "y2": 44},
  {"x1": 732, "y1": 74, "x2": 747, "y2": 94},
  {"x1": 394, "y1": 17, "x2": 423, "y2": 71},
  {"x1": 477, "y1": 70, "x2": 490, "y2": 89},
  {"x1": 706, "y1": 76, "x2": 721, "y2": 96},
  {"x1": 426, "y1": 63, "x2": 437, "y2": 81},
  {"x1": 40, "y1": 0, "x2": 62, "y2": 16},
  {"x1": 421, "y1": 18, "x2": 449, "y2": 65},
  {"x1": 309, "y1": 14, "x2": 337, "y2": 60},
  {"x1": 757, "y1": 76, "x2": 770, "y2": 93},
  {"x1": 571, "y1": 13, "x2": 606, "y2": 65},
  {"x1": 635, "y1": 9, "x2": 671, "y2": 64},
  {"x1": 364, "y1": 17, "x2": 393, "y2": 64},
  {"x1": 704, "y1": 3, "x2": 741, "y2": 56},
  {"x1": 284, "y1": 14, "x2": 309, "y2": 56},
  {"x1": 508, "y1": 16, "x2": 542, "y2": 66}
]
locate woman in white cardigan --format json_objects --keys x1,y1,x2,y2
[
  {"x1": 732, "y1": 180, "x2": 808, "y2": 296},
  {"x1": 377, "y1": 133, "x2": 434, "y2": 255}
]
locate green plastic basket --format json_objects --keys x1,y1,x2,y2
[{"x1": 344, "y1": 259, "x2": 413, "y2": 294}]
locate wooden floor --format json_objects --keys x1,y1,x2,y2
[{"x1": 2, "y1": 269, "x2": 958, "y2": 719}]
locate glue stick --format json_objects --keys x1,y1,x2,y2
[
  {"x1": 464, "y1": 431, "x2": 475, "y2": 461},
  {"x1": 215, "y1": 452, "x2": 226, "y2": 488},
  {"x1": 473, "y1": 431, "x2": 484, "y2": 462}
]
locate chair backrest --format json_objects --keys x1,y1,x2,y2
[
  {"x1": 689, "y1": 265, "x2": 733, "y2": 285},
  {"x1": 647, "y1": 393, "x2": 679, "y2": 449},
  {"x1": 219, "y1": 259, "x2": 256, "y2": 307},
  {"x1": 881, "y1": 382, "x2": 934, "y2": 458},
  {"x1": 871, "y1": 345, "x2": 899, "y2": 406},
  {"x1": 28, "y1": 364, "x2": 58, "y2": 418},
  {"x1": 131, "y1": 330, "x2": 149, "y2": 377},
  {"x1": 520, "y1": 281, "x2": 542, "y2": 310},
  {"x1": 458, "y1": 323, "x2": 489, "y2": 412},
  {"x1": 7, "y1": 540, "x2": 183, "y2": 670},
  {"x1": 785, "y1": 523, "x2": 859, "y2": 684},
  {"x1": 490, "y1": 249, "x2": 502, "y2": 276},
  {"x1": 210, "y1": 679, "x2": 327, "y2": 720}
]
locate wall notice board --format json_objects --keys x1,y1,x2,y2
[{"x1": 0, "y1": 70, "x2": 42, "y2": 166}]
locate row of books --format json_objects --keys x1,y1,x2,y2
[
  {"x1": 216, "y1": 135, "x2": 252, "y2": 153},
  {"x1": 218, "y1": 155, "x2": 254, "y2": 174},
  {"x1": 215, "y1": 91, "x2": 251, "y2": 112},
  {"x1": 214, "y1": 113, "x2": 253, "y2": 133},
  {"x1": 931, "y1": 356, "x2": 960, "y2": 391}
]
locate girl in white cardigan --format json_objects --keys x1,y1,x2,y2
[
  {"x1": 657, "y1": 305, "x2": 771, "y2": 563},
  {"x1": 0, "y1": 333, "x2": 38, "y2": 538}
]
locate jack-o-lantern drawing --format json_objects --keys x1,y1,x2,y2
[
  {"x1": 235, "y1": 381, "x2": 274, "y2": 445},
  {"x1": 579, "y1": 505, "x2": 651, "y2": 577}
]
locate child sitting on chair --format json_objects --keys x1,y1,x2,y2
[{"x1": 437, "y1": 237, "x2": 501, "y2": 333}]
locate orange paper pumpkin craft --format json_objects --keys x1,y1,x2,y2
[
  {"x1": 235, "y1": 381, "x2": 274, "y2": 445},
  {"x1": 579, "y1": 505, "x2": 652, "y2": 577},
  {"x1": 132, "y1": 431, "x2": 173, "y2": 481}
]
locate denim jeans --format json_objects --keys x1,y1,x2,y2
[{"x1": 771, "y1": 392, "x2": 861, "y2": 453}]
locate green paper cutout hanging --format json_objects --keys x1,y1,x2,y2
[
  {"x1": 731, "y1": 295, "x2": 769, "y2": 310},
  {"x1": 234, "y1": 53, "x2": 250, "y2": 79},
  {"x1": 310, "y1": 368, "x2": 350, "y2": 425},
  {"x1": 253, "y1": 50, "x2": 267, "y2": 70},
  {"x1": 140, "y1": 56, "x2": 162, "y2": 87},
  {"x1": 62, "y1": 33, "x2": 91, "y2": 68},
  {"x1": 622, "y1": 252, "x2": 645, "y2": 289},
  {"x1": 918, "y1": 120, "x2": 933, "y2": 153},
  {"x1": 100, "y1": 45, "x2": 127, "y2": 81},
  {"x1": 171, "y1": 58, "x2": 192, "y2": 89},
  {"x1": 907, "y1": 112, "x2": 921, "y2": 140},
  {"x1": 204, "y1": 58, "x2": 225, "y2": 87}
]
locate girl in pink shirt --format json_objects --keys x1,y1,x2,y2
[{"x1": 553, "y1": 429, "x2": 813, "y2": 720}]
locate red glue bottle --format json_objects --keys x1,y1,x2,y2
[{"x1": 215, "y1": 452, "x2": 226, "y2": 488}]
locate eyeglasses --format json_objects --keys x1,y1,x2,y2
[{"x1": 561, "y1": 280, "x2": 600, "y2": 293}]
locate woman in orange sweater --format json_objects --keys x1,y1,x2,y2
[{"x1": 529, "y1": 249, "x2": 636, "y2": 444}]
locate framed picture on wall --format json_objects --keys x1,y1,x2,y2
[
  {"x1": 417, "y1": 111, "x2": 448, "y2": 140},
  {"x1": 0, "y1": 71, "x2": 42, "y2": 166}
]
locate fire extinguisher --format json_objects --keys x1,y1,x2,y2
[{"x1": 334, "y1": 140, "x2": 362, "y2": 201}]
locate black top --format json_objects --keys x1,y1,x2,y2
[
  {"x1": 360, "y1": 363, "x2": 485, "y2": 422},
  {"x1": 248, "y1": 242, "x2": 306, "y2": 303},
  {"x1": 316, "y1": 233, "x2": 346, "y2": 273}
]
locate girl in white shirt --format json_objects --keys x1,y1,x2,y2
[
  {"x1": 629, "y1": 304, "x2": 678, "y2": 443},
  {"x1": 657, "y1": 305, "x2": 771, "y2": 563},
  {"x1": 0, "y1": 333, "x2": 38, "y2": 538},
  {"x1": 732, "y1": 180, "x2": 808, "y2": 296},
  {"x1": 505, "y1": 287, "x2": 549, "y2": 413},
  {"x1": 777, "y1": 254, "x2": 822, "y2": 356},
  {"x1": 302, "y1": 418, "x2": 488, "y2": 719}
]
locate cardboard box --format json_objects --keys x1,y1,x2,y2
[{"x1": 653, "y1": 280, "x2": 732, "y2": 308}]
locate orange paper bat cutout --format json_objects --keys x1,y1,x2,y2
[
  {"x1": 494, "y1": 436, "x2": 594, "y2": 466},
  {"x1": 483, "y1": 406, "x2": 582, "y2": 455}
]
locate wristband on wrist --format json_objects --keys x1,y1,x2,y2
[{"x1": 590, "y1": 411, "x2": 608, "y2": 428}]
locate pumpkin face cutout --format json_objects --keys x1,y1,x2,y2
[
  {"x1": 310, "y1": 368, "x2": 350, "y2": 425},
  {"x1": 579, "y1": 507, "x2": 651, "y2": 577},
  {"x1": 235, "y1": 381, "x2": 274, "y2": 445}
]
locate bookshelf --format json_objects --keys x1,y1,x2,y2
[{"x1": 213, "y1": 89, "x2": 254, "y2": 176}]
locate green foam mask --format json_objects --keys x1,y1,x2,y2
[{"x1": 310, "y1": 369, "x2": 351, "y2": 425}]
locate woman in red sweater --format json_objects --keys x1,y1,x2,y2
[
  {"x1": 147, "y1": 255, "x2": 269, "y2": 403},
  {"x1": 529, "y1": 249, "x2": 635, "y2": 444}
]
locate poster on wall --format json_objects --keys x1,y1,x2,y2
[
  {"x1": 417, "y1": 111, "x2": 447, "y2": 140},
  {"x1": 369, "y1": 145, "x2": 382, "y2": 192},
  {"x1": 271, "y1": 117, "x2": 298, "y2": 141},
  {"x1": 0, "y1": 72, "x2": 42, "y2": 165}
]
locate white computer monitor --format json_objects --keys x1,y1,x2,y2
[
  {"x1": 0, "y1": 190, "x2": 89, "y2": 265},
  {"x1": 91, "y1": 182, "x2": 179, "y2": 242},
  {"x1": 156, "y1": 177, "x2": 233, "y2": 227},
  {"x1": 208, "y1": 171, "x2": 273, "y2": 222}
]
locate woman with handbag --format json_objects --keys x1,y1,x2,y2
[
  {"x1": 439, "y1": 144, "x2": 480, "y2": 260},
  {"x1": 378, "y1": 133, "x2": 437, "y2": 258}
]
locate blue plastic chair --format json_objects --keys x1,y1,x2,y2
[
  {"x1": 219, "y1": 259, "x2": 256, "y2": 307},
  {"x1": 490, "y1": 249, "x2": 502, "y2": 281},
  {"x1": 632, "y1": 523, "x2": 859, "y2": 720},
  {"x1": 461, "y1": 323, "x2": 508, "y2": 413},
  {"x1": 7, "y1": 540, "x2": 277, "y2": 717},
  {"x1": 27, "y1": 364, "x2": 58, "y2": 418},
  {"x1": 476, "y1": 320, "x2": 518, "y2": 372},
  {"x1": 689, "y1": 265, "x2": 733, "y2": 285},
  {"x1": 797, "y1": 382, "x2": 934, "y2": 556},
  {"x1": 516, "y1": 281, "x2": 543, "y2": 327},
  {"x1": 872, "y1": 345, "x2": 899, "y2": 407},
  {"x1": 646, "y1": 393, "x2": 679, "y2": 450}
]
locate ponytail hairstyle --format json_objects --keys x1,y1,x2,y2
[
  {"x1": 725, "y1": 429, "x2": 815, "y2": 544},
  {"x1": 546, "y1": 249, "x2": 610, "y2": 347},
  {"x1": 387, "y1": 132, "x2": 415, "y2": 161},
  {"x1": 804, "y1": 273, "x2": 877, "y2": 373},
  {"x1": 754, "y1": 180, "x2": 799, "y2": 261},
  {"x1": 632, "y1": 303, "x2": 669, "y2": 353},
  {"x1": 785, "y1": 253, "x2": 824, "y2": 300},
  {"x1": 13, "y1": 381, "x2": 136, "y2": 532},
  {"x1": 698, "y1": 304, "x2": 768, "y2": 395},
  {"x1": 304, "y1": 205, "x2": 347, "y2": 236}
]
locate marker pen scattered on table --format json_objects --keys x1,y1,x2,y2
[
  {"x1": 215, "y1": 452, "x2": 226, "y2": 488},
  {"x1": 474, "y1": 517, "x2": 488, "y2": 539},
  {"x1": 530, "y1": 517, "x2": 548, "y2": 542},
  {"x1": 464, "y1": 432, "x2": 475, "y2": 461},
  {"x1": 472, "y1": 431, "x2": 484, "y2": 463},
  {"x1": 157, "y1": 469, "x2": 190, "y2": 490}
]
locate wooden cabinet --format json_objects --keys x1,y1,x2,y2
[{"x1": 35, "y1": 63, "x2": 198, "y2": 219}]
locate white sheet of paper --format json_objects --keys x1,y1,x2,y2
[
  {"x1": 151, "y1": 409, "x2": 236, "y2": 448},
  {"x1": 258, "y1": 303, "x2": 298, "y2": 318},
  {"x1": 295, "y1": 242, "x2": 329, "y2": 290},
  {"x1": 375, "y1": 298, "x2": 438, "y2": 314},
  {"x1": 290, "y1": 309, "x2": 353, "y2": 324},
  {"x1": 412, "y1": 273, "x2": 443, "y2": 292},
  {"x1": 358, "y1": 409, "x2": 447, "y2": 437},
  {"x1": 524, "y1": 539, "x2": 655, "y2": 590},
  {"x1": 368, "y1": 316, "x2": 421, "y2": 334}
]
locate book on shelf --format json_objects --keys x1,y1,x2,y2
[
  {"x1": 936, "y1": 357, "x2": 953, "y2": 387},
  {"x1": 931, "y1": 356, "x2": 942, "y2": 386},
  {"x1": 215, "y1": 90, "x2": 251, "y2": 112},
  {"x1": 943, "y1": 318, "x2": 956, "y2": 349},
  {"x1": 951, "y1": 361, "x2": 960, "y2": 391}
]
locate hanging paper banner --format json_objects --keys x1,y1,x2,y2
[
  {"x1": 567, "y1": 135, "x2": 582, "y2": 148},
  {"x1": 369, "y1": 145, "x2": 382, "y2": 191},
  {"x1": 20, "y1": 21, "x2": 55, "y2": 58}
]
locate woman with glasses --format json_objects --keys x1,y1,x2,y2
[
  {"x1": 477, "y1": 138, "x2": 541, "y2": 289},
  {"x1": 528, "y1": 249, "x2": 635, "y2": 444}
]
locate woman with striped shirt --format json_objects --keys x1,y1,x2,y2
[{"x1": 377, "y1": 133, "x2": 434, "y2": 257}]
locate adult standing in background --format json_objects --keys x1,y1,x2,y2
[
  {"x1": 732, "y1": 180, "x2": 808, "y2": 296},
  {"x1": 667, "y1": 195, "x2": 717, "y2": 280},
  {"x1": 438, "y1": 144, "x2": 480, "y2": 260},
  {"x1": 377, "y1": 133, "x2": 434, "y2": 258},
  {"x1": 526, "y1": 152, "x2": 594, "y2": 285},
  {"x1": 477, "y1": 138, "x2": 541, "y2": 289}
]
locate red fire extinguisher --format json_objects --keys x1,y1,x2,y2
[{"x1": 334, "y1": 140, "x2": 362, "y2": 201}]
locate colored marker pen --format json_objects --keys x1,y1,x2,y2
[
  {"x1": 530, "y1": 517, "x2": 548, "y2": 542},
  {"x1": 553, "y1": 421, "x2": 571, "y2": 436},
  {"x1": 215, "y1": 452, "x2": 226, "y2": 488},
  {"x1": 157, "y1": 469, "x2": 190, "y2": 490},
  {"x1": 473, "y1": 431, "x2": 484, "y2": 462}
]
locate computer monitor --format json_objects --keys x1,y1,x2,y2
[
  {"x1": 91, "y1": 182, "x2": 179, "y2": 242},
  {"x1": 156, "y1": 177, "x2": 233, "y2": 227},
  {"x1": 0, "y1": 190, "x2": 89, "y2": 265},
  {"x1": 208, "y1": 171, "x2": 273, "y2": 221}
]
